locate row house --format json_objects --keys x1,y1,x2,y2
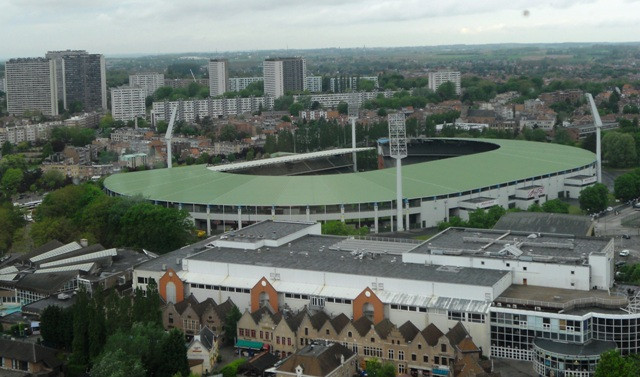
[
  {"x1": 237, "y1": 306, "x2": 483, "y2": 376},
  {"x1": 162, "y1": 293, "x2": 235, "y2": 338}
]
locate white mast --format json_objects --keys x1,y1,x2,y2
[
  {"x1": 585, "y1": 93, "x2": 602, "y2": 183},
  {"x1": 165, "y1": 105, "x2": 178, "y2": 168},
  {"x1": 388, "y1": 112, "x2": 407, "y2": 232},
  {"x1": 348, "y1": 101, "x2": 359, "y2": 172}
]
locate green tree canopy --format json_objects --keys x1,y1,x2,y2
[
  {"x1": 614, "y1": 171, "x2": 640, "y2": 202},
  {"x1": 365, "y1": 359, "x2": 396, "y2": 377},
  {"x1": 579, "y1": 183, "x2": 609, "y2": 214},
  {"x1": 541, "y1": 199, "x2": 570, "y2": 214},
  {"x1": 602, "y1": 132, "x2": 638, "y2": 168}
]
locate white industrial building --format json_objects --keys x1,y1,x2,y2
[{"x1": 132, "y1": 220, "x2": 637, "y2": 377}]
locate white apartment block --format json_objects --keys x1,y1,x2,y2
[
  {"x1": 152, "y1": 96, "x2": 274, "y2": 124},
  {"x1": 428, "y1": 71, "x2": 461, "y2": 95},
  {"x1": 263, "y1": 57, "x2": 306, "y2": 98},
  {"x1": 5, "y1": 58, "x2": 59, "y2": 116},
  {"x1": 293, "y1": 90, "x2": 397, "y2": 109},
  {"x1": 111, "y1": 86, "x2": 146, "y2": 121},
  {"x1": 129, "y1": 73, "x2": 165, "y2": 97},
  {"x1": 208, "y1": 59, "x2": 229, "y2": 96},
  {"x1": 306, "y1": 76, "x2": 323, "y2": 93},
  {"x1": 0, "y1": 122, "x2": 59, "y2": 145},
  {"x1": 0, "y1": 78, "x2": 6, "y2": 93},
  {"x1": 230, "y1": 77, "x2": 263, "y2": 92}
]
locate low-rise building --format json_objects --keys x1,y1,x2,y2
[
  {"x1": 0, "y1": 339, "x2": 63, "y2": 376},
  {"x1": 274, "y1": 342, "x2": 357, "y2": 377}
]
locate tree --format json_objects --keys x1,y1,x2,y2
[
  {"x1": 1, "y1": 141, "x2": 13, "y2": 156},
  {"x1": 1, "y1": 168, "x2": 23, "y2": 194},
  {"x1": 594, "y1": 350, "x2": 638, "y2": 377},
  {"x1": 614, "y1": 172, "x2": 640, "y2": 201},
  {"x1": 223, "y1": 305, "x2": 242, "y2": 345},
  {"x1": 435, "y1": 81, "x2": 457, "y2": 101},
  {"x1": 602, "y1": 132, "x2": 637, "y2": 168},
  {"x1": 40, "y1": 305, "x2": 74, "y2": 350},
  {"x1": 289, "y1": 102, "x2": 304, "y2": 116},
  {"x1": 157, "y1": 329, "x2": 190, "y2": 377},
  {"x1": 365, "y1": 359, "x2": 396, "y2": 377},
  {"x1": 579, "y1": 183, "x2": 609, "y2": 214},
  {"x1": 337, "y1": 102, "x2": 349, "y2": 115},
  {"x1": 219, "y1": 125, "x2": 238, "y2": 142},
  {"x1": 541, "y1": 199, "x2": 570, "y2": 214},
  {"x1": 39, "y1": 170, "x2": 65, "y2": 190},
  {"x1": 322, "y1": 221, "x2": 369, "y2": 236},
  {"x1": 91, "y1": 350, "x2": 146, "y2": 377}
]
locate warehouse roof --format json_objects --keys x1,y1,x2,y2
[{"x1": 104, "y1": 139, "x2": 595, "y2": 207}]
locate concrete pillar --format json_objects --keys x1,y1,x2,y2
[
  {"x1": 271, "y1": 206, "x2": 275, "y2": 220},
  {"x1": 405, "y1": 200, "x2": 410, "y2": 231},
  {"x1": 340, "y1": 204, "x2": 345, "y2": 223},
  {"x1": 306, "y1": 206, "x2": 310, "y2": 222},
  {"x1": 206, "y1": 205, "x2": 211, "y2": 236},
  {"x1": 237, "y1": 206, "x2": 242, "y2": 229},
  {"x1": 374, "y1": 203, "x2": 379, "y2": 234}
]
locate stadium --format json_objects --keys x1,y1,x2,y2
[{"x1": 103, "y1": 138, "x2": 597, "y2": 234}]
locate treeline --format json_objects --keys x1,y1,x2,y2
[
  {"x1": 153, "y1": 82, "x2": 209, "y2": 101},
  {"x1": 614, "y1": 169, "x2": 640, "y2": 202},
  {"x1": 41, "y1": 283, "x2": 189, "y2": 377},
  {"x1": 31, "y1": 184, "x2": 195, "y2": 253}
]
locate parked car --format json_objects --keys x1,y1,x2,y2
[
  {"x1": 607, "y1": 206, "x2": 614, "y2": 212},
  {"x1": 620, "y1": 249, "x2": 630, "y2": 257},
  {"x1": 623, "y1": 234, "x2": 631, "y2": 239}
]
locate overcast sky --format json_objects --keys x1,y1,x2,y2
[{"x1": 1, "y1": 0, "x2": 639, "y2": 59}]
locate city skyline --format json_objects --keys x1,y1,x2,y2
[{"x1": 1, "y1": 0, "x2": 639, "y2": 59}]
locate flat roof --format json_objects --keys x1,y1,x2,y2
[
  {"x1": 104, "y1": 138, "x2": 596, "y2": 206},
  {"x1": 413, "y1": 227, "x2": 609, "y2": 263},
  {"x1": 495, "y1": 285, "x2": 627, "y2": 312},
  {"x1": 185, "y1": 234, "x2": 509, "y2": 287},
  {"x1": 533, "y1": 339, "x2": 617, "y2": 357},
  {"x1": 221, "y1": 220, "x2": 316, "y2": 243}
]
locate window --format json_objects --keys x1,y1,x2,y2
[
  {"x1": 442, "y1": 358, "x2": 447, "y2": 366},
  {"x1": 448, "y1": 311, "x2": 463, "y2": 321},
  {"x1": 418, "y1": 344, "x2": 422, "y2": 350},
  {"x1": 137, "y1": 277, "x2": 147, "y2": 284},
  {"x1": 260, "y1": 331, "x2": 263, "y2": 339},
  {"x1": 506, "y1": 263, "x2": 510, "y2": 267},
  {"x1": 423, "y1": 355, "x2": 428, "y2": 363},
  {"x1": 434, "y1": 356, "x2": 440, "y2": 364},
  {"x1": 326, "y1": 329, "x2": 330, "y2": 335},
  {"x1": 348, "y1": 331, "x2": 353, "y2": 338},
  {"x1": 398, "y1": 364, "x2": 405, "y2": 374},
  {"x1": 251, "y1": 330, "x2": 256, "y2": 338},
  {"x1": 288, "y1": 338, "x2": 291, "y2": 346},
  {"x1": 481, "y1": 261, "x2": 485, "y2": 265},
  {"x1": 311, "y1": 296, "x2": 325, "y2": 307},
  {"x1": 441, "y1": 344, "x2": 447, "y2": 353},
  {"x1": 389, "y1": 349, "x2": 394, "y2": 360},
  {"x1": 300, "y1": 338, "x2": 304, "y2": 346},
  {"x1": 371, "y1": 337, "x2": 375, "y2": 343},
  {"x1": 571, "y1": 283, "x2": 575, "y2": 287},
  {"x1": 239, "y1": 328, "x2": 245, "y2": 336},
  {"x1": 398, "y1": 351, "x2": 404, "y2": 361},
  {"x1": 276, "y1": 336, "x2": 280, "y2": 344},
  {"x1": 305, "y1": 328, "x2": 309, "y2": 336},
  {"x1": 168, "y1": 313, "x2": 174, "y2": 324},
  {"x1": 523, "y1": 267, "x2": 527, "y2": 271},
  {"x1": 411, "y1": 354, "x2": 416, "y2": 361},
  {"x1": 571, "y1": 270, "x2": 575, "y2": 275}
]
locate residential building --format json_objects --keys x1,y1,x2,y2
[
  {"x1": 45, "y1": 49, "x2": 86, "y2": 105},
  {"x1": 329, "y1": 76, "x2": 379, "y2": 93},
  {"x1": 187, "y1": 326, "x2": 219, "y2": 375},
  {"x1": 63, "y1": 112, "x2": 101, "y2": 128},
  {"x1": 111, "y1": 86, "x2": 146, "y2": 121},
  {"x1": 306, "y1": 76, "x2": 323, "y2": 93},
  {"x1": 428, "y1": 71, "x2": 461, "y2": 95},
  {"x1": 208, "y1": 59, "x2": 229, "y2": 96},
  {"x1": 293, "y1": 91, "x2": 396, "y2": 109},
  {"x1": 152, "y1": 96, "x2": 273, "y2": 123},
  {"x1": 0, "y1": 339, "x2": 63, "y2": 376},
  {"x1": 5, "y1": 58, "x2": 58, "y2": 116},
  {"x1": 129, "y1": 73, "x2": 165, "y2": 97},
  {"x1": 120, "y1": 153, "x2": 148, "y2": 168},
  {"x1": 264, "y1": 57, "x2": 306, "y2": 98},
  {"x1": 58, "y1": 53, "x2": 107, "y2": 111},
  {"x1": 0, "y1": 77, "x2": 6, "y2": 93},
  {"x1": 230, "y1": 77, "x2": 263, "y2": 92},
  {"x1": 0, "y1": 122, "x2": 58, "y2": 145},
  {"x1": 274, "y1": 342, "x2": 357, "y2": 377}
]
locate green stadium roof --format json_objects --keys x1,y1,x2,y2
[{"x1": 103, "y1": 139, "x2": 595, "y2": 207}]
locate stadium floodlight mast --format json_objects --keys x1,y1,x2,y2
[
  {"x1": 165, "y1": 105, "x2": 179, "y2": 168},
  {"x1": 388, "y1": 112, "x2": 407, "y2": 232},
  {"x1": 348, "y1": 99, "x2": 360, "y2": 172},
  {"x1": 585, "y1": 93, "x2": 602, "y2": 183}
]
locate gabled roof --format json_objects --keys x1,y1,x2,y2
[
  {"x1": 374, "y1": 318, "x2": 395, "y2": 340},
  {"x1": 198, "y1": 326, "x2": 216, "y2": 350},
  {"x1": 457, "y1": 337, "x2": 480, "y2": 353},
  {"x1": 310, "y1": 311, "x2": 330, "y2": 330},
  {"x1": 19, "y1": 240, "x2": 64, "y2": 262},
  {"x1": 215, "y1": 297, "x2": 236, "y2": 319},
  {"x1": 0, "y1": 339, "x2": 62, "y2": 369},
  {"x1": 174, "y1": 294, "x2": 201, "y2": 315},
  {"x1": 446, "y1": 322, "x2": 470, "y2": 346},
  {"x1": 398, "y1": 321, "x2": 420, "y2": 343},
  {"x1": 197, "y1": 297, "x2": 218, "y2": 316},
  {"x1": 284, "y1": 310, "x2": 308, "y2": 332},
  {"x1": 330, "y1": 313, "x2": 350, "y2": 334},
  {"x1": 276, "y1": 343, "x2": 354, "y2": 377},
  {"x1": 241, "y1": 351, "x2": 280, "y2": 373},
  {"x1": 352, "y1": 316, "x2": 373, "y2": 337},
  {"x1": 251, "y1": 306, "x2": 273, "y2": 324},
  {"x1": 422, "y1": 323, "x2": 444, "y2": 346}
]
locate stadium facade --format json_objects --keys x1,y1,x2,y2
[{"x1": 104, "y1": 139, "x2": 597, "y2": 234}]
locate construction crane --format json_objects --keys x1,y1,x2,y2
[
  {"x1": 189, "y1": 69, "x2": 197, "y2": 83},
  {"x1": 165, "y1": 105, "x2": 178, "y2": 168},
  {"x1": 585, "y1": 93, "x2": 602, "y2": 183}
]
